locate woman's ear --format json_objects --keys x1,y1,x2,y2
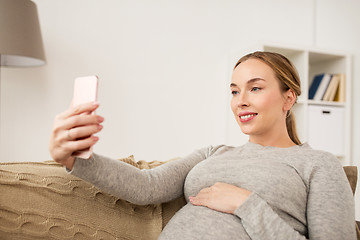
[{"x1": 283, "y1": 89, "x2": 296, "y2": 111}]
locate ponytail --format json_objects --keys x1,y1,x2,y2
[{"x1": 286, "y1": 111, "x2": 301, "y2": 145}]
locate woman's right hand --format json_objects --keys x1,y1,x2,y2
[{"x1": 49, "y1": 102, "x2": 104, "y2": 170}]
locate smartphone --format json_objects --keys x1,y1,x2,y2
[{"x1": 72, "y1": 75, "x2": 99, "y2": 159}]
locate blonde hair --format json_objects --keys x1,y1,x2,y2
[{"x1": 234, "y1": 51, "x2": 302, "y2": 145}]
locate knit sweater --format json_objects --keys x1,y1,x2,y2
[{"x1": 69, "y1": 142, "x2": 356, "y2": 239}]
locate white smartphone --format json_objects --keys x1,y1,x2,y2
[{"x1": 72, "y1": 75, "x2": 99, "y2": 159}]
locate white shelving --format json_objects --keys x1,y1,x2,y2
[{"x1": 226, "y1": 43, "x2": 352, "y2": 165}]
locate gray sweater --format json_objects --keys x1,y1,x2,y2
[{"x1": 70, "y1": 142, "x2": 356, "y2": 239}]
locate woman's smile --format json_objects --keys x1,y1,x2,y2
[{"x1": 238, "y1": 112, "x2": 258, "y2": 122}]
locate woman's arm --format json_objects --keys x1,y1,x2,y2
[
  {"x1": 69, "y1": 147, "x2": 218, "y2": 205},
  {"x1": 49, "y1": 102, "x2": 222, "y2": 205},
  {"x1": 234, "y1": 192, "x2": 308, "y2": 239},
  {"x1": 305, "y1": 154, "x2": 356, "y2": 239},
  {"x1": 190, "y1": 183, "x2": 308, "y2": 239}
]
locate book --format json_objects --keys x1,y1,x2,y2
[
  {"x1": 334, "y1": 73, "x2": 346, "y2": 102},
  {"x1": 308, "y1": 74, "x2": 324, "y2": 99},
  {"x1": 313, "y1": 73, "x2": 332, "y2": 101},
  {"x1": 322, "y1": 74, "x2": 340, "y2": 101}
]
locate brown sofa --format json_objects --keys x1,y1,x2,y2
[{"x1": 0, "y1": 156, "x2": 359, "y2": 239}]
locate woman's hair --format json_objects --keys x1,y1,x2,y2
[{"x1": 234, "y1": 51, "x2": 302, "y2": 145}]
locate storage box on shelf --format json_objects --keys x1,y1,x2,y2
[{"x1": 226, "y1": 43, "x2": 352, "y2": 165}]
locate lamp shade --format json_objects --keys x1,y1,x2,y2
[{"x1": 0, "y1": 0, "x2": 45, "y2": 67}]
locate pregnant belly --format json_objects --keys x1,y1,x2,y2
[{"x1": 158, "y1": 203, "x2": 251, "y2": 240}]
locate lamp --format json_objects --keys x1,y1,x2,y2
[
  {"x1": 0, "y1": 0, "x2": 45, "y2": 138},
  {"x1": 0, "y1": 0, "x2": 46, "y2": 67}
]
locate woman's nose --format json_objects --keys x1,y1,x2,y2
[{"x1": 236, "y1": 92, "x2": 249, "y2": 107}]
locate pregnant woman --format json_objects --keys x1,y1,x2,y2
[{"x1": 49, "y1": 51, "x2": 356, "y2": 239}]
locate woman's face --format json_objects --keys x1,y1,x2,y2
[{"x1": 230, "y1": 58, "x2": 293, "y2": 142}]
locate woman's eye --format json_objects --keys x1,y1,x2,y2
[
  {"x1": 251, "y1": 87, "x2": 261, "y2": 92},
  {"x1": 231, "y1": 90, "x2": 239, "y2": 95}
]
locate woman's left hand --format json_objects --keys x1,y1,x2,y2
[{"x1": 189, "y1": 182, "x2": 251, "y2": 214}]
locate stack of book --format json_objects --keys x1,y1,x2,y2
[{"x1": 308, "y1": 73, "x2": 346, "y2": 102}]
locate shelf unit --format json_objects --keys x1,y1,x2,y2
[{"x1": 226, "y1": 43, "x2": 352, "y2": 165}]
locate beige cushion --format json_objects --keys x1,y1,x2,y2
[
  {"x1": 0, "y1": 157, "x2": 179, "y2": 240},
  {"x1": 343, "y1": 166, "x2": 357, "y2": 195}
]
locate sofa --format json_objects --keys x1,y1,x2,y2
[{"x1": 0, "y1": 156, "x2": 359, "y2": 239}]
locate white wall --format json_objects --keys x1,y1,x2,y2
[
  {"x1": 314, "y1": 0, "x2": 360, "y2": 221},
  {"x1": 0, "y1": 0, "x2": 359, "y2": 219}
]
